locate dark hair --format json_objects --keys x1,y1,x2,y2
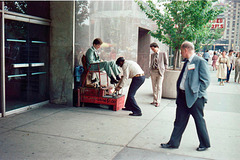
[
  {"x1": 116, "y1": 57, "x2": 125, "y2": 66},
  {"x1": 150, "y1": 42, "x2": 159, "y2": 48},
  {"x1": 229, "y1": 49, "x2": 233, "y2": 53},
  {"x1": 93, "y1": 38, "x2": 103, "y2": 45}
]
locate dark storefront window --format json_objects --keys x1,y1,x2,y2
[
  {"x1": 5, "y1": 20, "x2": 49, "y2": 111},
  {"x1": 4, "y1": 1, "x2": 50, "y2": 19},
  {"x1": 0, "y1": 13, "x2": 2, "y2": 114}
]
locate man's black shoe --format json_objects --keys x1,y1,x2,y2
[
  {"x1": 116, "y1": 75, "x2": 121, "y2": 80},
  {"x1": 196, "y1": 147, "x2": 209, "y2": 151},
  {"x1": 160, "y1": 143, "x2": 178, "y2": 149},
  {"x1": 110, "y1": 79, "x2": 118, "y2": 84},
  {"x1": 122, "y1": 108, "x2": 131, "y2": 111},
  {"x1": 91, "y1": 78, "x2": 97, "y2": 83},
  {"x1": 129, "y1": 113, "x2": 142, "y2": 116},
  {"x1": 110, "y1": 76, "x2": 118, "y2": 84}
]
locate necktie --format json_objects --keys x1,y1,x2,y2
[
  {"x1": 153, "y1": 53, "x2": 158, "y2": 69},
  {"x1": 177, "y1": 59, "x2": 188, "y2": 88}
]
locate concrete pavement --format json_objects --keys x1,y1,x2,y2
[{"x1": 0, "y1": 68, "x2": 239, "y2": 160}]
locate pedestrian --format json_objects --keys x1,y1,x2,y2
[
  {"x1": 226, "y1": 50, "x2": 235, "y2": 82},
  {"x1": 234, "y1": 52, "x2": 240, "y2": 83},
  {"x1": 160, "y1": 41, "x2": 211, "y2": 151},
  {"x1": 149, "y1": 42, "x2": 168, "y2": 107},
  {"x1": 197, "y1": 52, "x2": 202, "y2": 57},
  {"x1": 203, "y1": 50, "x2": 210, "y2": 62},
  {"x1": 85, "y1": 38, "x2": 120, "y2": 84},
  {"x1": 211, "y1": 51, "x2": 218, "y2": 71},
  {"x1": 216, "y1": 51, "x2": 230, "y2": 86},
  {"x1": 115, "y1": 57, "x2": 145, "y2": 116}
]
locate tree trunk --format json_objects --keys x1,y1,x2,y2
[{"x1": 173, "y1": 48, "x2": 179, "y2": 70}]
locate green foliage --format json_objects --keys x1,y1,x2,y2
[
  {"x1": 76, "y1": 1, "x2": 89, "y2": 26},
  {"x1": 195, "y1": 24, "x2": 224, "y2": 52},
  {"x1": 135, "y1": 0, "x2": 224, "y2": 69}
]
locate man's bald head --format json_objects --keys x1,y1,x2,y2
[
  {"x1": 180, "y1": 41, "x2": 195, "y2": 59},
  {"x1": 181, "y1": 41, "x2": 194, "y2": 51}
]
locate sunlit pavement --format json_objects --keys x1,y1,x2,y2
[{"x1": 0, "y1": 66, "x2": 239, "y2": 160}]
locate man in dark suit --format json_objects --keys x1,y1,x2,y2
[
  {"x1": 161, "y1": 41, "x2": 211, "y2": 151},
  {"x1": 149, "y1": 42, "x2": 168, "y2": 107}
]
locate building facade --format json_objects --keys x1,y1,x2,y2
[
  {"x1": 223, "y1": 0, "x2": 240, "y2": 52},
  {"x1": 0, "y1": 1, "x2": 168, "y2": 117}
]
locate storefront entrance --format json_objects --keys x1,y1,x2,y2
[
  {"x1": 137, "y1": 27, "x2": 150, "y2": 78},
  {"x1": 0, "y1": 2, "x2": 50, "y2": 116},
  {"x1": 5, "y1": 20, "x2": 49, "y2": 111}
]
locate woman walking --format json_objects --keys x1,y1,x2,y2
[
  {"x1": 212, "y1": 51, "x2": 218, "y2": 71},
  {"x1": 216, "y1": 51, "x2": 230, "y2": 86}
]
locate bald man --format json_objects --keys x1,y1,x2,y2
[{"x1": 161, "y1": 41, "x2": 211, "y2": 151}]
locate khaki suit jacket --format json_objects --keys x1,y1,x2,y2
[{"x1": 150, "y1": 52, "x2": 168, "y2": 76}]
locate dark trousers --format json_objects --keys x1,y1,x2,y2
[
  {"x1": 227, "y1": 64, "x2": 232, "y2": 82},
  {"x1": 125, "y1": 76, "x2": 145, "y2": 114},
  {"x1": 168, "y1": 91, "x2": 210, "y2": 148}
]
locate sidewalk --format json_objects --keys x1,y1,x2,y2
[{"x1": 0, "y1": 68, "x2": 239, "y2": 160}]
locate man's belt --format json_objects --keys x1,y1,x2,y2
[{"x1": 134, "y1": 74, "x2": 144, "y2": 77}]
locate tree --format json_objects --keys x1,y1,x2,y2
[
  {"x1": 135, "y1": 0, "x2": 224, "y2": 69},
  {"x1": 195, "y1": 25, "x2": 224, "y2": 52}
]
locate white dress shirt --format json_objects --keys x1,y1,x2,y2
[
  {"x1": 228, "y1": 55, "x2": 235, "y2": 66},
  {"x1": 119, "y1": 60, "x2": 144, "y2": 88},
  {"x1": 180, "y1": 54, "x2": 195, "y2": 90}
]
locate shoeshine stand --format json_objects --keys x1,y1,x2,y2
[{"x1": 73, "y1": 62, "x2": 125, "y2": 111}]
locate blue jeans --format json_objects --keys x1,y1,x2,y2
[
  {"x1": 125, "y1": 76, "x2": 145, "y2": 114},
  {"x1": 227, "y1": 64, "x2": 232, "y2": 82}
]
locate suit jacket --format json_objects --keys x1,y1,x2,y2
[
  {"x1": 176, "y1": 55, "x2": 210, "y2": 108},
  {"x1": 85, "y1": 46, "x2": 100, "y2": 68},
  {"x1": 150, "y1": 52, "x2": 168, "y2": 76}
]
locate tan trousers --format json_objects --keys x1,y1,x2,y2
[{"x1": 150, "y1": 69, "x2": 164, "y2": 104}]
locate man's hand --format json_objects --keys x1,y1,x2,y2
[{"x1": 115, "y1": 87, "x2": 121, "y2": 91}]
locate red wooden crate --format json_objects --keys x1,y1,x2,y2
[
  {"x1": 80, "y1": 87, "x2": 105, "y2": 97},
  {"x1": 80, "y1": 94, "x2": 125, "y2": 111}
]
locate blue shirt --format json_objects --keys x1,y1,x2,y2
[{"x1": 203, "y1": 52, "x2": 210, "y2": 59}]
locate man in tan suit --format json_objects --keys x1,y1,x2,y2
[{"x1": 149, "y1": 43, "x2": 168, "y2": 107}]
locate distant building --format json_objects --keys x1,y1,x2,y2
[{"x1": 223, "y1": 0, "x2": 240, "y2": 52}]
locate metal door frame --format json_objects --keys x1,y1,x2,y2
[{"x1": 0, "y1": 1, "x2": 50, "y2": 117}]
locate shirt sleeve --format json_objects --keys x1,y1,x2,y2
[
  {"x1": 118, "y1": 64, "x2": 129, "y2": 88},
  {"x1": 227, "y1": 57, "x2": 230, "y2": 68},
  {"x1": 164, "y1": 52, "x2": 168, "y2": 69},
  {"x1": 232, "y1": 56, "x2": 235, "y2": 66}
]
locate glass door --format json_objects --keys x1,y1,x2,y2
[
  {"x1": 0, "y1": 11, "x2": 2, "y2": 114},
  {"x1": 5, "y1": 20, "x2": 49, "y2": 111}
]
